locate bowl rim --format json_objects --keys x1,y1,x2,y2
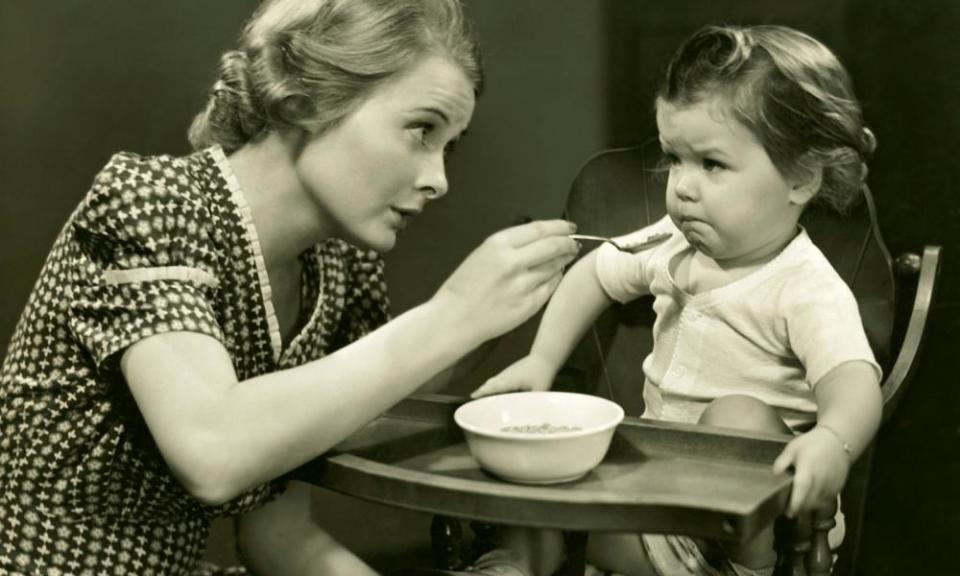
[{"x1": 453, "y1": 391, "x2": 625, "y2": 441}]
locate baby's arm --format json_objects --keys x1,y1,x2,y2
[
  {"x1": 473, "y1": 249, "x2": 615, "y2": 397},
  {"x1": 773, "y1": 360, "x2": 882, "y2": 516}
]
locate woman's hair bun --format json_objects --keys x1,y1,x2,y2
[{"x1": 189, "y1": 50, "x2": 268, "y2": 152}]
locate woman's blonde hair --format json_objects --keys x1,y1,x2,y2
[
  {"x1": 188, "y1": 0, "x2": 483, "y2": 153},
  {"x1": 658, "y1": 25, "x2": 875, "y2": 213}
]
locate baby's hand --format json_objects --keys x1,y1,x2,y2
[
  {"x1": 772, "y1": 426, "x2": 851, "y2": 517},
  {"x1": 471, "y1": 355, "x2": 555, "y2": 398}
]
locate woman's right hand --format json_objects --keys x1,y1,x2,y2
[
  {"x1": 471, "y1": 354, "x2": 556, "y2": 398},
  {"x1": 434, "y1": 219, "x2": 579, "y2": 343}
]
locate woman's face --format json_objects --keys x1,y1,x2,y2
[
  {"x1": 657, "y1": 97, "x2": 811, "y2": 265},
  {"x1": 293, "y1": 55, "x2": 476, "y2": 252}
]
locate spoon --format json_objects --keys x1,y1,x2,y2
[{"x1": 569, "y1": 232, "x2": 672, "y2": 254}]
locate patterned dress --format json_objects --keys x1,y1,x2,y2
[{"x1": 0, "y1": 146, "x2": 391, "y2": 575}]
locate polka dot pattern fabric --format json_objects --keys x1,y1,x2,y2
[{"x1": 0, "y1": 147, "x2": 390, "y2": 575}]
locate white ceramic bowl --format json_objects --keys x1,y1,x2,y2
[{"x1": 454, "y1": 391, "x2": 625, "y2": 484}]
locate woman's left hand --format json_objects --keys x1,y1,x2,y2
[{"x1": 772, "y1": 427, "x2": 851, "y2": 517}]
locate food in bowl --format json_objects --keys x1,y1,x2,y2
[
  {"x1": 501, "y1": 423, "x2": 582, "y2": 434},
  {"x1": 454, "y1": 391, "x2": 624, "y2": 484}
]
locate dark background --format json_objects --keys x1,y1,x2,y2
[{"x1": 1, "y1": 1, "x2": 956, "y2": 574}]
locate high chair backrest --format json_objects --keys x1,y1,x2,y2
[{"x1": 559, "y1": 143, "x2": 941, "y2": 576}]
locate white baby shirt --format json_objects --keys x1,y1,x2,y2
[{"x1": 594, "y1": 216, "x2": 881, "y2": 432}]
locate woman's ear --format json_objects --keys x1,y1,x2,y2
[
  {"x1": 788, "y1": 163, "x2": 823, "y2": 207},
  {"x1": 276, "y1": 93, "x2": 315, "y2": 126}
]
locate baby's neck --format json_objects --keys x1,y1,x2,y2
[
  {"x1": 714, "y1": 227, "x2": 800, "y2": 271},
  {"x1": 674, "y1": 232, "x2": 797, "y2": 295},
  {"x1": 672, "y1": 251, "x2": 748, "y2": 295}
]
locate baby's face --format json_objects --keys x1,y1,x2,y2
[{"x1": 656, "y1": 97, "x2": 808, "y2": 266}]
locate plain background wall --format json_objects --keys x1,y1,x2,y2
[{"x1": 1, "y1": 1, "x2": 957, "y2": 574}]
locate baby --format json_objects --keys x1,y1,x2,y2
[{"x1": 464, "y1": 23, "x2": 883, "y2": 576}]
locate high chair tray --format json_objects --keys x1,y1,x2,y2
[{"x1": 297, "y1": 393, "x2": 794, "y2": 542}]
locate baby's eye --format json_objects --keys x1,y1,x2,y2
[
  {"x1": 661, "y1": 151, "x2": 681, "y2": 168},
  {"x1": 702, "y1": 158, "x2": 727, "y2": 172}
]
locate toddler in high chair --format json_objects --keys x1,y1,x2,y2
[{"x1": 456, "y1": 23, "x2": 883, "y2": 576}]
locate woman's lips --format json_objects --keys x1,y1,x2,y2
[{"x1": 390, "y1": 207, "x2": 421, "y2": 229}]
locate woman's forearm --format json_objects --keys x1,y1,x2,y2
[{"x1": 122, "y1": 297, "x2": 481, "y2": 504}]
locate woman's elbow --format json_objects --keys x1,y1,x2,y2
[
  {"x1": 183, "y1": 477, "x2": 237, "y2": 508},
  {"x1": 165, "y1": 434, "x2": 248, "y2": 506}
]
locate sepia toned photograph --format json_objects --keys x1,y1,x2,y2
[{"x1": 1, "y1": 1, "x2": 956, "y2": 575}]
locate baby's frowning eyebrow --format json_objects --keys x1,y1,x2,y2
[{"x1": 660, "y1": 138, "x2": 729, "y2": 159}]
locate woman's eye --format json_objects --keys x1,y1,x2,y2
[
  {"x1": 411, "y1": 123, "x2": 434, "y2": 147},
  {"x1": 443, "y1": 139, "x2": 458, "y2": 156}
]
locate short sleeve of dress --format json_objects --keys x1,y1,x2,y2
[
  {"x1": 67, "y1": 152, "x2": 223, "y2": 368},
  {"x1": 594, "y1": 215, "x2": 677, "y2": 303}
]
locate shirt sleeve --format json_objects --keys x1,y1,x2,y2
[
  {"x1": 784, "y1": 265, "x2": 883, "y2": 386},
  {"x1": 66, "y1": 152, "x2": 223, "y2": 369},
  {"x1": 594, "y1": 215, "x2": 677, "y2": 303}
]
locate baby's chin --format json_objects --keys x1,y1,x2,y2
[
  {"x1": 678, "y1": 228, "x2": 714, "y2": 255},
  {"x1": 689, "y1": 239, "x2": 717, "y2": 259}
]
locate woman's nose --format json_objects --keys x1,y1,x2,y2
[{"x1": 417, "y1": 154, "x2": 449, "y2": 200}]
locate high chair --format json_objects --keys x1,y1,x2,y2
[
  {"x1": 549, "y1": 142, "x2": 941, "y2": 576},
  {"x1": 385, "y1": 142, "x2": 939, "y2": 576}
]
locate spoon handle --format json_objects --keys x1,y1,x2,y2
[
  {"x1": 568, "y1": 232, "x2": 672, "y2": 253},
  {"x1": 567, "y1": 234, "x2": 610, "y2": 242}
]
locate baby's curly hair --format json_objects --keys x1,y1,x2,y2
[
  {"x1": 658, "y1": 25, "x2": 875, "y2": 214},
  {"x1": 188, "y1": 0, "x2": 483, "y2": 154}
]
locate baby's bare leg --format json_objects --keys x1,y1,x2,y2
[
  {"x1": 468, "y1": 526, "x2": 565, "y2": 576},
  {"x1": 697, "y1": 394, "x2": 792, "y2": 570},
  {"x1": 585, "y1": 532, "x2": 659, "y2": 576}
]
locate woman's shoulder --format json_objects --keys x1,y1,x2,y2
[
  {"x1": 85, "y1": 148, "x2": 216, "y2": 204},
  {"x1": 67, "y1": 147, "x2": 229, "y2": 273},
  {"x1": 74, "y1": 148, "x2": 220, "y2": 238}
]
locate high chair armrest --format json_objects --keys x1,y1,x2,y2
[{"x1": 881, "y1": 245, "x2": 942, "y2": 422}]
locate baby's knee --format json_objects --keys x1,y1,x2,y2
[{"x1": 698, "y1": 395, "x2": 790, "y2": 434}]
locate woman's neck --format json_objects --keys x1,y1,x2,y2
[{"x1": 227, "y1": 133, "x2": 328, "y2": 271}]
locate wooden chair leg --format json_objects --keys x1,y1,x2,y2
[
  {"x1": 805, "y1": 499, "x2": 838, "y2": 576},
  {"x1": 783, "y1": 497, "x2": 838, "y2": 576},
  {"x1": 430, "y1": 515, "x2": 465, "y2": 570},
  {"x1": 556, "y1": 531, "x2": 588, "y2": 576}
]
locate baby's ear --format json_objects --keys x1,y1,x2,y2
[{"x1": 788, "y1": 162, "x2": 823, "y2": 207}]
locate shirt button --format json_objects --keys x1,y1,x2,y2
[{"x1": 673, "y1": 366, "x2": 686, "y2": 377}]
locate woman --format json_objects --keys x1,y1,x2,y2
[{"x1": 0, "y1": 0, "x2": 578, "y2": 574}]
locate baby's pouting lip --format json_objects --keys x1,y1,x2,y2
[{"x1": 676, "y1": 213, "x2": 707, "y2": 226}]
